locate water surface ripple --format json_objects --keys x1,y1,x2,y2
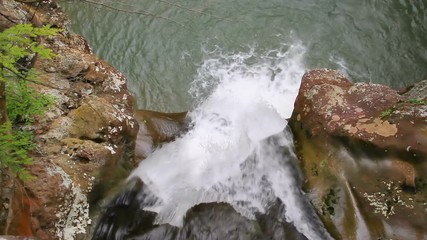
[{"x1": 61, "y1": 0, "x2": 427, "y2": 112}]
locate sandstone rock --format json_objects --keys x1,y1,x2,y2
[
  {"x1": 67, "y1": 34, "x2": 93, "y2": 54},
  {"x1": 292, "y1": 69, "x2": 426, "y2": 157},
  {"x1": 68, "y1": 96, "x2": 116, "y2": 140},
  {"x1": 57, "y1": 53, "x2": 90, "y2": 79},
  {"x1": 3, "y1": 160, "x2": 76, "y2": 239},
  {"x1": 290, "y1": 69, "x2": 427, "y2": 240},
  {"x1": 84, "y1": 64, "x2": 108, "y2": 83},
  {"x1": 293, "y1": 69, "x2": 402, "y2": 136},
  {"x1": 0, "y1": 0, "x2": 26, "y2": 31},
  {"x1": 61, "y1": 138, "x2": 111, "y2": 163},
  {"x1": 41, "y1": 116, "x2": 72, "y2": 140},
  {"x1": 0, "y1": 1, "x2": 139, "y2": 239}
]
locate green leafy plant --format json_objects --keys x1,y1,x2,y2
[
  {"x1": 0, "y1": 121, "x2": 35, "y2": 180},
  {"x1": 0, "y1": 23, "x2": 60, "y2": 180},
  {"x1": 6, "y1": 79, "x2": 54, "y2": 124},
  {"x1": 0, "y1": 24, "x2": 59, "y2": 77}
]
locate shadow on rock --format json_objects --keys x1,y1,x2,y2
[{"x1": 92, "y1": 178, "x2": 308, "y2": 240}]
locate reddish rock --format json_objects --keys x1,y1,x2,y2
[
  {"x1": 290, "y1": 69, "x2": 427, "y2": 240},
  {"x1": 0, "y1": 237, "x2": 37, "y2": 240},
  {"x1": 292, "y1": 69, "x2": 426, "y2": 157},
  {"x1": 5, "y1": 183, "x2": 32, "y2": 236},
  {"x1": 0, "y1": 1, "x2": 139, "y2": 239}
]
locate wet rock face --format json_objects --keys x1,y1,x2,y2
[
  {"x1": 92, "y1": 179, "x2": 307, "y2": 240},
  {"x1": 134, "y1": 110, "x2": 188, "y2": 161},
  {"x1": 87, "y1": 110, "x2": 187, "y2": 213},
  {"x1": 290, "y1": 69, "x2": 427, "y2": 240},
  {"x1": 0, "y1": 1, "x2": 138, "y2": 239}
]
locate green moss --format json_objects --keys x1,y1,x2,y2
[
  {"x1": 320, "y1": 159, "x2": 328, "y2": 168},
  {"x1": 379, "y1": 108, "x2": 393, "y2": 119},
  {"x1": 407, "y1": 98, "x2": 427, "y2": 105}
]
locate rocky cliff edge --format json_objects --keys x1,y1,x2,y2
[{"x1": 0, "y1": 1, "x2": 138, "y2": 239}]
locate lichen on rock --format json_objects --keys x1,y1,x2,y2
[
  {"x1": 289, "y1": 69, "x2": 427, "y2": 240},
  {"x1": 0, "y1": 1, "x2": 139, "y2": 239}
]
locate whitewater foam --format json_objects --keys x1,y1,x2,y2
[{"x1": 129, "y1": 42, "x2": 332, "y2": 239}]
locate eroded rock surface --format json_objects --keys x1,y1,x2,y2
[
  {"x1": 293, "y1": 69, "x2": 426, "y2": 157},
  {"x1": 0, "y1": 1, "x2": 138, "y2": 239},
  {"x1": 290, "y1": 69, "x2": 427, "y2": 240}
]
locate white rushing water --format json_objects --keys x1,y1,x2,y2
[{"x1": 129, "y1": 42, "x2": 332, "y2": 240}]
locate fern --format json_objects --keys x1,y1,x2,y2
[
  {"x1": 0, "y1": 121, "x2": 34, "y2": 180},
  {"x1": 0, "y1": 23, "x2": 60, "y2": 180},
  {"x1": 7, "y1": 80, "x2": 54, "y2": 124},
  {"x1": 1, "y1": 24, "x2": 59, "y2": 78}
]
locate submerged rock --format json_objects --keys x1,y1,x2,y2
[
  {"x1": 92, "y1": 178, "x2": 308, "y2": 240},
  {"x1": 134, "y1": 110, "x2": 188, "y2": 161},
  {"x1": 289, "y1": 69, "x2": 427, "y2": 240}
]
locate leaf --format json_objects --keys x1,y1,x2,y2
[
  {"x1": 0, "y1": 121, "x2": 34, "y2": 180},
  {"x1": 0, "y1": 23, "x2": 60, "y2": 181}
]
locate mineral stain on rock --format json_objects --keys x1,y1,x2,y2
[
  {"x1": 344, "y1": 117, "x2": 398, "y2": 138},
  {"x1": 290, "y1": 69, "x2": 427, "y2": 240}
]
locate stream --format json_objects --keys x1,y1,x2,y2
[{"x1": 59, "y1": 1, "x2": 427, "y2": 239}]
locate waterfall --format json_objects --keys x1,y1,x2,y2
[{"x1": 128, "y1": 42, "x2": 332, "y2": 240}]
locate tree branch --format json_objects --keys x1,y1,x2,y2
[
  {"x1": 2, "y1": 64, "x2": 69, "y2": 92},
  {"x1": 29, "y1": 0, "x2": 42, "y2": 23}
]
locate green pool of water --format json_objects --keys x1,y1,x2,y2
[{"x1": 61, "y1": 0, "x2": 427, "y2": 112}]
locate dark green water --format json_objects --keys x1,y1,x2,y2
[{"x1": 61, "y1": 0, "x2": 427, "y2": 112}]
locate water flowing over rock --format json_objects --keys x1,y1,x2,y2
[
  {"x1": 92, "y1": 44, "x2": 337, "y2": 240},
  {"x1": 134, "y1": 110, "x2": 188, "y2": 161},
  {"x1": 92, "y1": 178, "x2": 309, "y2": 240},
  {"x1": 289, "y1": 69, "x2": 427, "y2": 240},
  {"x1": 2, "y1": 1, "x2": 426, "y2": 239}
]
